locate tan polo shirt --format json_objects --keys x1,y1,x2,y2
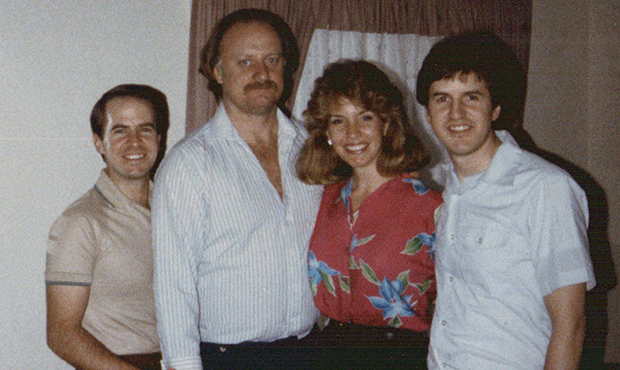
[{"x1": 46, "y1": 170, "x2": 159, "y2": 355}]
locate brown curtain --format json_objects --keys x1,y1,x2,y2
[{"x1": 186, "y1": 0, "x2": 532, "y2": 134}]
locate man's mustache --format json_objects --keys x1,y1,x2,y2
[{"x1": 244, "y1": 81, "x2": 278, "y2": 93}]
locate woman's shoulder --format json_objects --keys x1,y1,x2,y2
[{"x1": 394, "y1": 174, "x2": 443, "y2": 202}]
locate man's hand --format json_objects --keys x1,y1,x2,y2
[
  {"x1": 543, "y1": 283, "x2": 587, "y2": 370},
  {"x1": 46, "y1": 284, "x2": 140, "y2": 370}
]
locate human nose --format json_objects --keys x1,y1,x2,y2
[
  {"x1": 345, "y1": 122, "x2": 361, "y2": 138},
  {"x1": 449, "y1": 100, "x2": 465, "y2": 119},
  {"x1": 253, "y1": 61, "x2": 269, "y2": 81},
  {"x1": 126, "y1": 130, "x2": 141, "y2": 146}
]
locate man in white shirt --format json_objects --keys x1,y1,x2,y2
[
  {"x1": 152, "y1": 9, "x2": 322, "y2": 370},
  {"x1": 416, "y1": 31, "x2": 596, "y2": 370}
]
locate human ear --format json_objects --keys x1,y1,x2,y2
[
  {"x1": 213, "y1": 62, "x2": 224, "y2": 84},
  {"x1": 93, "y1": 134, "x2": 105, "y2": 155},
  {"x1": 492, "y1": 105, "x2": 501, "y2": 121}
]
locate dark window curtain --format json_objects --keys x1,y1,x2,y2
[{"x1": 186, "y1": 0, "x2": 532, "y2": 134}]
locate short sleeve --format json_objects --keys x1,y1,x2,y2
[
  {"x1": 45, "y1": 212, "x2": 97, "y2": 285},
  {"x1": 529, "y1": 172, "x2": 596, "y2": 296}
]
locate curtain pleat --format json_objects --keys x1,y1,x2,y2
[{"x1": 186, "y1": 0, "x2": 532, "y2": 134}]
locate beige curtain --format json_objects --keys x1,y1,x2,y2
[{"x1": 185, "y1": 0, "x2": 532, "y2": 134}]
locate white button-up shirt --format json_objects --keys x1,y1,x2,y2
[
  {"x1": 428, "y1": 131, "x2": 595, "y2": 370},
  {"x1": 152, "y1": 105, "x2": 322, "y2": 370}
]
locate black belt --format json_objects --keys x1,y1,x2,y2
[
  {"x1": 201, "y1": 335, "x2": 304, "y2": 351},
  {"x1": 308, "y1": 320, "x2": 429, "y2": 347}
]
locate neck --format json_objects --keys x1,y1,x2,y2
[
  {"x1": 223, "y1": 102, "x2": 279, "y2": 144},
  {"x1": 452, "y1": 133, "x2": 501, "y2": 182},
  {"x1": 350, "y1": 168, "x2": 393, "y2": 210},
  {"x1": 106, "y1": 170, "x2": 151, "y2": 208}
]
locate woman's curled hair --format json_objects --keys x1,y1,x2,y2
[{"x1": 296, "y1": 60, "x2": 430, "y2": 185}]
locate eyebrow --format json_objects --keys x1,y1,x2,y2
[
  {"x1": 108, "y1": 122, "x2": 156, "y2": 130},
  {"x1": 431, "y1": 89, "x2": 485, "y2": 97}
]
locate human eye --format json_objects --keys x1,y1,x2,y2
[
  {"x1": 466, "y1": 93, "x2": 480, "y2": 102},
  {"x1": 239, "y1": 59, "x2": 251, "y2": 67},
  {"x1": 328, "y1": 116, "x2": 343, "y2": 126},
  {"x1": 110, "y1": 125, "x2": 126, "y2": 135},
  {"x1": 361, "y1": 112, "x2": 376, "y2": 122},
  {"x1": 140, "y1": 124, "x2": 157, "y2": 135},
  {"x1": 432, "y1": 94, "x2": 447, "y2": 104}
]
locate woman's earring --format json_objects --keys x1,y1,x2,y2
[{"x1": 327, "y1": 139, "x2": 333, "y2": 146}]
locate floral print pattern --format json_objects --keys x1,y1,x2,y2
[{"x1": 308, "y1": 174, "x2": 443, "y2": 331}]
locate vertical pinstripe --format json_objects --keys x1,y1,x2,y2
[{"x1": 152, "y1": 106, "x2": 322, "y2": 370}]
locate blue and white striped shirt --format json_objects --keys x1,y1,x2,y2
[{"x1": 152, "y1": 105, "x2": 322, "y2": 370}]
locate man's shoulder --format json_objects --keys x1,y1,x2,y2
[
  {"x1": 513, "y1": 148, "x2": 576, "y2": 186},
  {"x1": 283, "y1": 114, "x2": 308, "y2": 139},
  {"x1": 48, "y1": 186, "x2": 109, "y2": 252},
  {"x1": 57, "y1": 186, "x2": 107, "y2": 222},
  {"x1": 495, "y1": 132, "x2": 573, "y2": 183}
]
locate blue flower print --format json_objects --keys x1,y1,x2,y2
[
  {"x1": 402, "y1": 178, "x2": 429, "y2": 195},
  {"x1": 308, "y1": 251, "x2": 339, "y2": 295},
  {"x1": 367, "y1": 277, "x2": 415, "y2": 327},
  {"x1": 426, "y1": 232, "x2": 437, "y2": 260},
  {"x1": 339, "y1": 179, "x2": 355, "y2": 211}
]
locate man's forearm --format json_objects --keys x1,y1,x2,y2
[
  {"x1": 48, "y1": 324, "x2": 139, "y2": 370},
  {"x1": 543, "y1": 283, "x2": 587, "y2": 370},
  {"x1": 543, "y1": 315, "x2": 585, "y2": 370}
]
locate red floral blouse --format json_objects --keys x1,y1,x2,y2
[{"x1": 308, "y1": 173, "x2": 442, "y2": 332}]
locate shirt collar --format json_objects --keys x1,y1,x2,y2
[
  {"x1": 94, "y1": 169, "x2": 152, "y2": 212},
  {"x1": 443, "y1": 130, "x2": 523, "y2": 194},
  {"x1": 481, "y1": 130, "x2": 523, "y2": 187},
  {"x1": 207, "y1": 103, "x2": 298, "y2": 142}
]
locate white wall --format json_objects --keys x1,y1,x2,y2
[{"x1": 0, "y1": 1, "x2": 191, "y2": 368}]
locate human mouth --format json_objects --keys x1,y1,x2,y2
[
  {"x1": 448, "y1": 124, "x2": 471, "y2": 132},
  {"x1": 125, "y1": 154, "x2": 146, "y2": 160},
  {"x1": 344, "y1": 143, "x2": 367, "y2": 153}
]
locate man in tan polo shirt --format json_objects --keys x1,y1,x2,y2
[{"x1": 45, "y1": 84, "x2": 169, "y2": 370}]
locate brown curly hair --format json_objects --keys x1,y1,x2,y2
[{"x1": 296, "y1": 60, "x2": 429, "y2": 185}]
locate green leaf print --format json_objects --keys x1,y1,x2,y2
[
  {"x1": 349, "y1": 256, "x2": 359, "y2": 269},
  {"x1": 319, "y1": 270, "x2": 337, "y2": 296},
  {"x1": 359, "y1": 259, "x2": 379, "y2": 285},
  {"x1": 404, "y1": 237, "x2": 424, "y2": 255},
  {"x1": 389, "y1": 315, "x2": 403, "y2": 328},
  {"x1": 339, "y1": 275, "x2": 351, "y2": 293},
  {"x1": 397, "y1": 270, "x2": 410, "y2": 289},
  {"x1": 415, "y1": 279, "x2": 431, "y2": 294}
]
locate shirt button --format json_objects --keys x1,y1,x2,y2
[
  {"x1": 450, "y1": 234, "x2": 455, "y2": 240},
  {"x1": 477, "y1": 237, "x2": 483, "y2": 244},
  {"x1": 441, "y1": 320, "x2": 447, "y2": 326},
  {"x1": 449, "y1": 276, "x2": 454, "y2": 282}
]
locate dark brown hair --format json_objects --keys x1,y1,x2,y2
[
  {"x1": 416, "y1": 31, "x2": 527, "y2": 130},
  {"x1": 296, "y1": 60, "x2": 430, "y2": 185}
]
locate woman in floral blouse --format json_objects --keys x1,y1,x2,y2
[{"x1": 297, "y1": 60, "x2": 443, "y2": 369}]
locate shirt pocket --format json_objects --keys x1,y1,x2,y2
[
  {"x1": 461, "y1": 220, "x2": 511, "y2": 251},
  {"x1": 458, "y1": 219, "x2": 530, "y2": 292}
]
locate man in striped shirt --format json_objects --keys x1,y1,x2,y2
[{"x1": 152, "y1": 9, "x2": 322, "y2": 370}]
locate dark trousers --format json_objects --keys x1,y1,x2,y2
[
  {"x1": 200, "y1": 337, "x2": 314, "y2": 370},
  {"x1": 76, "y1": 352, "x2": 161, "y2": 370},
  {"x1": 307, "y1": 321, "x2": 429, "y2": 370}
]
